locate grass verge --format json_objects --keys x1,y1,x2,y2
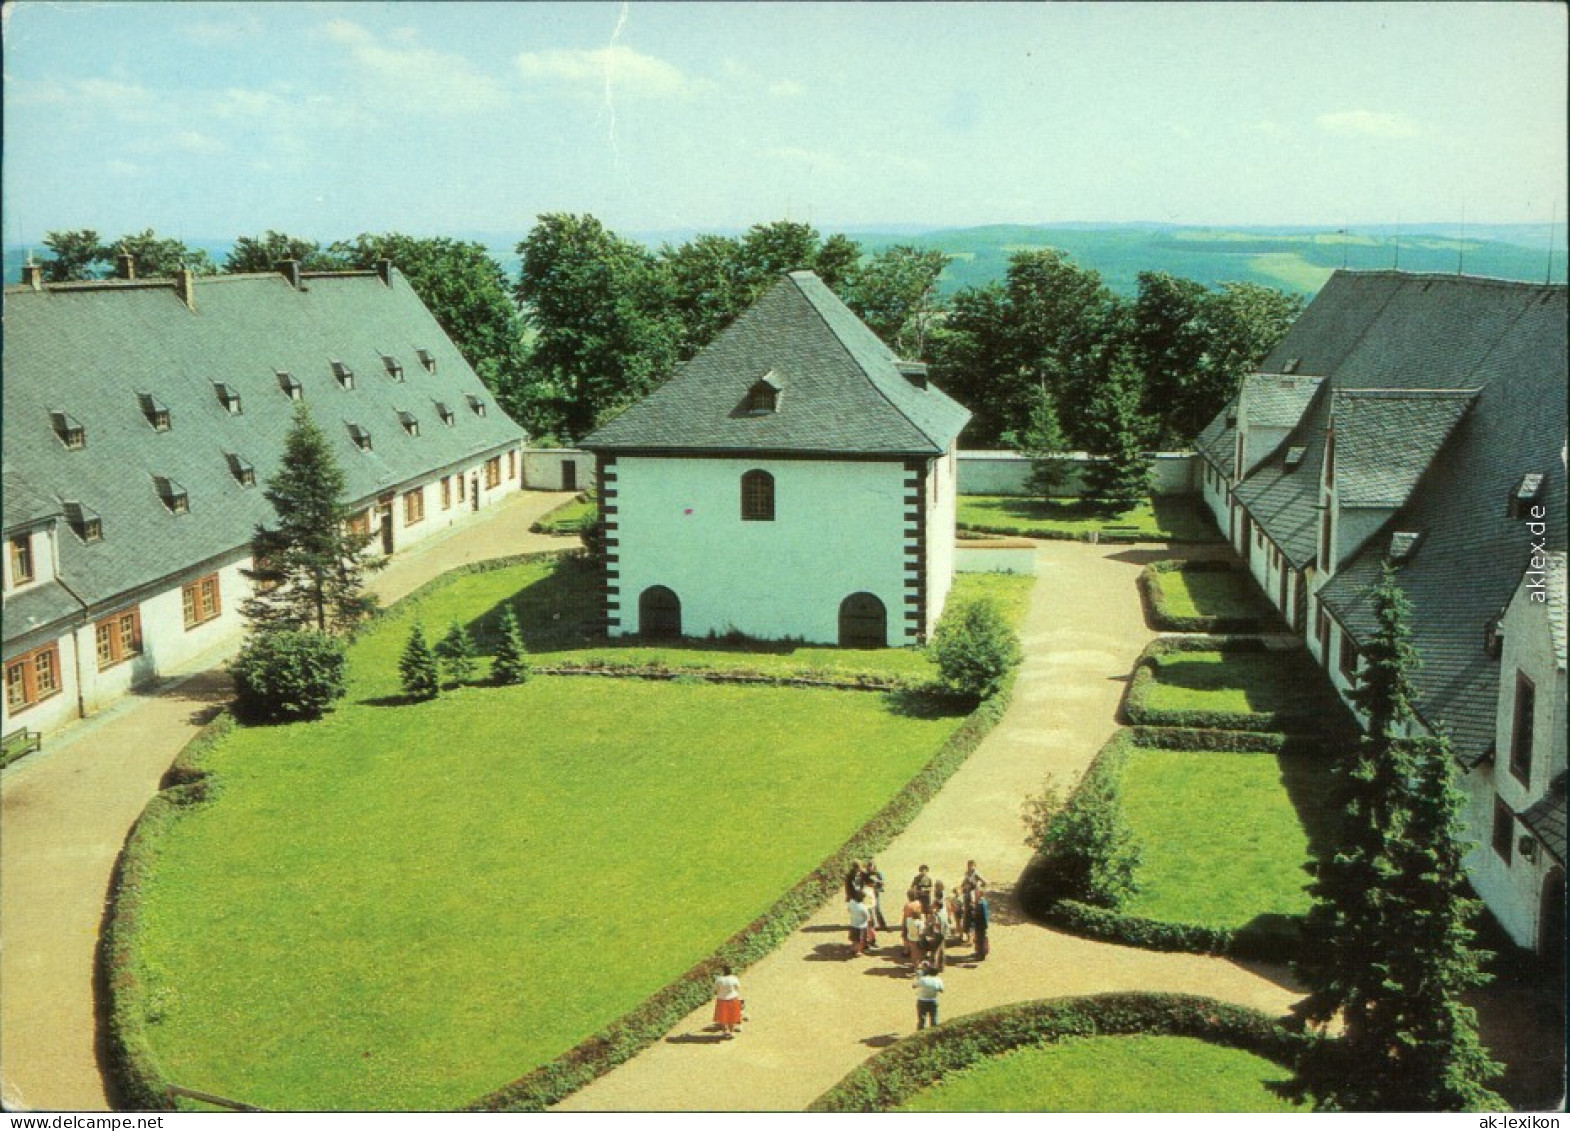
[{"x1": 956, "y1": 496, "x2": 1220, "y2": 543}]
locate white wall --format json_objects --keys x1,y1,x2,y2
[
  {"x1": 1200, "y1": 461, "x2": 1231, "y2": 536},
  {"x1": 1464, "y1": 577, "x2": 1568, "y2": 951},
  {"x1": 524, "y1": 449, "x2": 596, "y2": 492},
  {"x1": 609, "y1": 455, "x2": 914, "y2": 645},
  {"x1": 956, "y1": 451, "x2": 1198, "y2": 497},
  {"x1": 926, "y1": 447, "x2": 959, "y2": 633}
]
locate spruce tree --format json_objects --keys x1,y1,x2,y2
[
  {"x1": 1081, "y1": 362, "x2": 1152, "y2": 516},
  {"x1": 1019, "y1": 389, "x2": 1070, "y2": 500},
  {"x1": 399, "y1": 623, "x2": 440, "y2": 701},
  {"x1": 491, "y1": 606, "x2": 531, "y2": 686},
  {"x1": 243, "y1": 401, "x2": 376, "y2": 633},
  {"x1": 1291, "y1": 566, "x2": 1503, "y2": 1112},
  {"x1": 435, "y1": 618, "x2": 478, "y2": 688}
]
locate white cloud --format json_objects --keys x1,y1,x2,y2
[
  {"x1": 1315, "y1": 109, "x2": 1420, "y2": 138},
  {"x1": 320, "y1": 19, "x2": 510, "y2": 114},
  {"x1": 516, "y1": 45, "x2": 693, "y2": 99}
]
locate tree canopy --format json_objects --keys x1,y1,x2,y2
[{"x1": 40, "y1": 228, "x2": 214, "y2": 281}]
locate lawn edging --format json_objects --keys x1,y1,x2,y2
[
  {"x1": 1018, "y1": 726, "x2": 1305, "y2": 963},
  {"x1": 1121, "y1": 635, "x2": 1323, "y2": 733},
  {"x1": 1137, "y1": 559, "x2": 1272, "y2": 634},
  {"x1": 805, "y1": 992, "x2": 1301, "y2": 1112},
  {"x1": 466, "y1": 672, "x2": 1020, "y2": 1112},
  {"x1": 103, "y1": 710, "x2": 238, "y2": 1112}
]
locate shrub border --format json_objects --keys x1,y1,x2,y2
[
  {"x1": 1121, "y1": 635, "x2": 1335, "y2": 733},
  {"x1": 463, "y1": 668, "x2": 1019, "y2": 1111},
  {"x1": 1137, "y1": 559, "x2": 1272, "y2": 634},
  {"x1": 1017, "y1": 727, "x2": 1309, "y2": 963},
  {"x1": 104, "y1": 552, "x2": 1021, "y2": 1112},
  {"x1": 806, "y1": 991, "x2": 1302, "y2": 1111}
]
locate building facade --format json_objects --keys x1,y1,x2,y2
[
  {"x1": 583, "y1": 271, "x2": 970, "y2": 647},
  {"x1": 3, "y1": 259, "x2": 527, "y2": 736},
  {"x1": 1194, "y1": 270, "x2": 1568, "y2": 959}
]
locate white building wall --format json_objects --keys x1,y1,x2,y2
[
  {"x1": 610, "y1": 455, "x2": 912, "y2": 645},
  {"x1": 926, "y1": 448, "x2": 959, "y2": 634},
  {"x1": 1464, "y1": 580, "x2": 1568, "y2": 951},
  {"x1": 1200, "y1": 461, "x2": 1231, "y2": 535},
  {"x1": 524, "y1": 449, "x2": 596, "y2": 492},
  {"x1": 955, "y1": 451, "x2": 1198, "y2": 497},
  {"x1": 1, "y1": 629, "x2": 82, "y2": 736},
  {"x1": 2, "y1": 525, "x2": 58, "y2": 594}
]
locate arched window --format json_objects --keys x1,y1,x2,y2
[
  {"x1": 639, "y1": 585, "x2": 682, "y2": 639},
  {"x1": 741, "y1": 470, "x2": 775, "y2": 521},
  {"x1": 839, "y1": 593, "x2": 887, "y2": 648}
]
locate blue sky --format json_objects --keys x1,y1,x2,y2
[{"x1": 2, "y1": 1, "x2": 1565, "y2": 243}]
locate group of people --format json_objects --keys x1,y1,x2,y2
[{"x1": 711, "y1": 858, "x2": 995, "y2": 1038}]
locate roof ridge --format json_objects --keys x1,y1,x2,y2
[{"x1": 784, "y1": 273, "x2": 947, "y2": 452}]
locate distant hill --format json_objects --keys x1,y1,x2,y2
[{"x1": 7, "y1": 223, "x2": 1563, "y2": 298}]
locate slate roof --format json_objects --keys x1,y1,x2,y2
[
  {"x1": 1240, "y1": 374, "x2": 1323, "y2": 430},
  {"x1": 2, "y1": 466, "x2": 61, "y2": 528},
  {"x1": 1285, "y1": 274, "x2": 1569, "y2": 764},
  {"x1": 2, "y1": 269, "x2": 525, "y2": 635},
  {"x1": 1522, "y1": 773, "x2": 1567, "y2": 867},
  {"x1": 583, "y1": 271, "x2": 970, "y2": 456},
  {"x1": 1332, "y1": 389, "x2": 1478, "y2": 508},
  {"x1": 1548, "y1": 552, "x2": 1567, "y2": 671},
  {"x1": 1194, "y1": 407, "x2": 1236, "y2": 478}
]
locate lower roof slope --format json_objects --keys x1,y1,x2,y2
[
  {"x1": 584, "y1": 271, "x2": 970, "y2": 457},
  {"x1": 2, "y1": 269, "x2": 525, "y2": 635}
]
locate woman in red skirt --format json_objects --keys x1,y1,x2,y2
[{"x1": 713, "y1": 964, "x2": 743, "y2": 1038}]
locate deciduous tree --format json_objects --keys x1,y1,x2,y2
[
  {"x1": 844, "y1": 244, "x2": 949, "y2": 357},
  {"x1": 225, "y1": 231, "x2": 343, "y2": 273},
  {"x1": 40, "y1": 229, "x2": 108, "y2": 282}
]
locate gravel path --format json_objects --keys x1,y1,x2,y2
[
  {"x1": 0, "y1": 490, "x2": 577, "y2": 1112},
  {"x1": 555, "y1": 539, "x2": 1304, "y2": 1112}
]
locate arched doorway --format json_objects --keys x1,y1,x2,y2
[
  {"x1": 839, "y1": 592, "x2": 887, "y2": 648},
  {"x1": 1541, "y1": 868, "x2": 1565, "y2": 990},
  {"x1": 639, "y1": 585, "x2": 682, "y2": 639}
]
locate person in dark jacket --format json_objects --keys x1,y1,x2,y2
[{"x1": 971, "y1": 882, "x2": 992, "y2": 961}]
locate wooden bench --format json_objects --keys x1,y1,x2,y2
[{"x1": 1, "y1": 727, "x2": 41, "y2": 767}]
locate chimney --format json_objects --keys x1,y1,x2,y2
[
  {"x1": 21, "y1": 255, "x2": 42, "y2": 291},
  {"x1": 173, "y1": 269, "x2": 196, "y2": 311},
  {"x1": 115, "y1": 251, "x2": 136, "y2": 280},
  {"x1": 375, "y1": 257, "x2": 393, "y2": 287},
  {"x1": 276, "y1": 259, "x2": 302, "y2": 290}
]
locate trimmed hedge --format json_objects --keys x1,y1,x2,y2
[
  {"x1": 465, "y1": 671, "x2": 1020, "y2": 1112},
  {"x1": 1121, "y1": 636, "x2": 1331, "y2": 733},
  {"x1": 807, "y1": 992, "x2": 1302, "y2": 1112},
  {"x1": 529, "y1": 494, "x2": 595, "y2": 535},
  {"x1": 1137, "y1": 560, "x2": 1273, "y2": 634},
  {"x1": 1127, "y1": 725, "x2": 1331, "y2": 759},
  {"x1": 103, "y1": 711, "x2": 238, "y2": 1111}
]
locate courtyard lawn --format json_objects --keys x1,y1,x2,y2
[
  {"x1": 529, "y1": 494, "x2": 596, "y2": 535},
  {"x1": 898, "y1": 1035, "x2": 1303, "y2": 1113},
  {"x1": 1142, "y1": 649, "x2": 1328, "y2": 718},
  {"x1": 135, "y1": 682, "x2": 966, "y2": 1110},
  {"x1": 956, "y1": 495, "x2": 1218, "y2": 542},
  {"x1": 1153, "y1": 567, "x2": 1273, "y2": 623},
  {"x1": 351, "y1": 555, "x2": 1032, "y2": 696},
  {"x1": 1117, "y1": 746, "x2": 1335, "y2": 928}
]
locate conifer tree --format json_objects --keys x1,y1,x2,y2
[
  {"x1": 243, "y1": 401, "x2": 376, "y2": 633},
  {"x1": 1019, "y1": 389, "x2": 1070, "y2": 500},
  {"x1": 1081, "y1": 361, "x2": 1152, "y2": 516},
  {"x1": 435, "y1": 618, "x2": 478, "y2": 688},
  {"x1": 399, "y1": 623, "x2": 440, "y2": 701},
  {"x1": 1291, "y1": 566, "x2": 1503, "y2": 1112},
  {"x1": 491, "y1": 606, "x2": 532, "y2": 686}
]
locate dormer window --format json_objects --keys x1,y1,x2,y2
[
  {"x1": 214, "y1": 382, "x2": 242, "y2": 415},
  {"x1": 435, "y1": 401, "x2": 455, "y2": 426},
  {"x1": 64, "y1": 502, "x2": 102, "y2": 543},
  {"x1": 1281, "y1": 358, "x2": 1301, "y2": 375},
  {"x1": 1387, "y1": 531, "x2": 1422, "y2": 563},
  {"x1": 331, "y1": 360, "x2": 355, "y2": 390},
  {"x1": 416, "y1": 348, "x2": 436, "y2": 374},
  {"x1": 382, "y1": 355, "x2": 404, "y2": 381},
  {"x1": 277, "y1": 371, "x2": 303, "y2": 400},
  {"x1": 347, "y1": 423, "x2": 372, "y2": 451},
  {"x1": 896, "y1": 361, "x2": 928, "y2": 389},
  {"x1": 227, "y1": 453, "x2": 256, "y2": 488},
  {"x1": 1484, "y1": 613, "x2": 1505, "y2": 660},
  {"x1": 155, "y1": 476, "x2": 189, "y2": 515},
  {"x1": 468, "y1": 395, "x2": 487, "y2": 417},
  {"x1": 398, "y1": 411, "x2": 420, "y2": 438},
  {"x1": 51, "y1": 411, "x2": 85, "y2": 450},
  {"x1": 1509, "y1": 473, "x2": 1546, "y2": 518},
  {"x1": 1284, "y1": 446, "x2": 1306, "y2": 471},
  {"x1": 139, "y1": 394, "x2": 170, "y2": 432}
]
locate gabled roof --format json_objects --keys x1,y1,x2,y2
[
  {"x1": 1332, "y1": 388, "x2": 1478, "y2": 508},
  {"x1": 2, "y1": 269, "x2": 526, "y2": 631},
  {"x1": 1307, "y1": 276, "x2": 1566, "y2": 763},
  {"x1": 583, "y1": 271, "x2": 970, "y2": 456},
  {"x1": 1241, "y1": 374, "x2": 1323, "y2": 431},
  {"x1": 1194, "y1": 405, "x2": 1236, "y2": 478},
  {"x1": 1522, "y1": 773, "x2": 1567, "y2": 868}
]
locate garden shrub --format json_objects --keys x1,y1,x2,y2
[
  {"x1": 229, "y1": 628, "x2": 348, "y2": 724},
  {"x1": 929, "y1": 596, "x2": 1022, "y2": 701},
  {"x1": 1022, "y1": 735, "x2": 1141, "y2": 909},
  {"x1": 808, "y1": 992, "x2": 1302, "y2": 1112}
]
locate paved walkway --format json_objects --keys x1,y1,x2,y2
[
  {"x1": 0, "y1": 489, "x2": 577, "y2": 1112},
  {"x1": 557, "y1": 540, "x2": 1304, "y2": 1112}
]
